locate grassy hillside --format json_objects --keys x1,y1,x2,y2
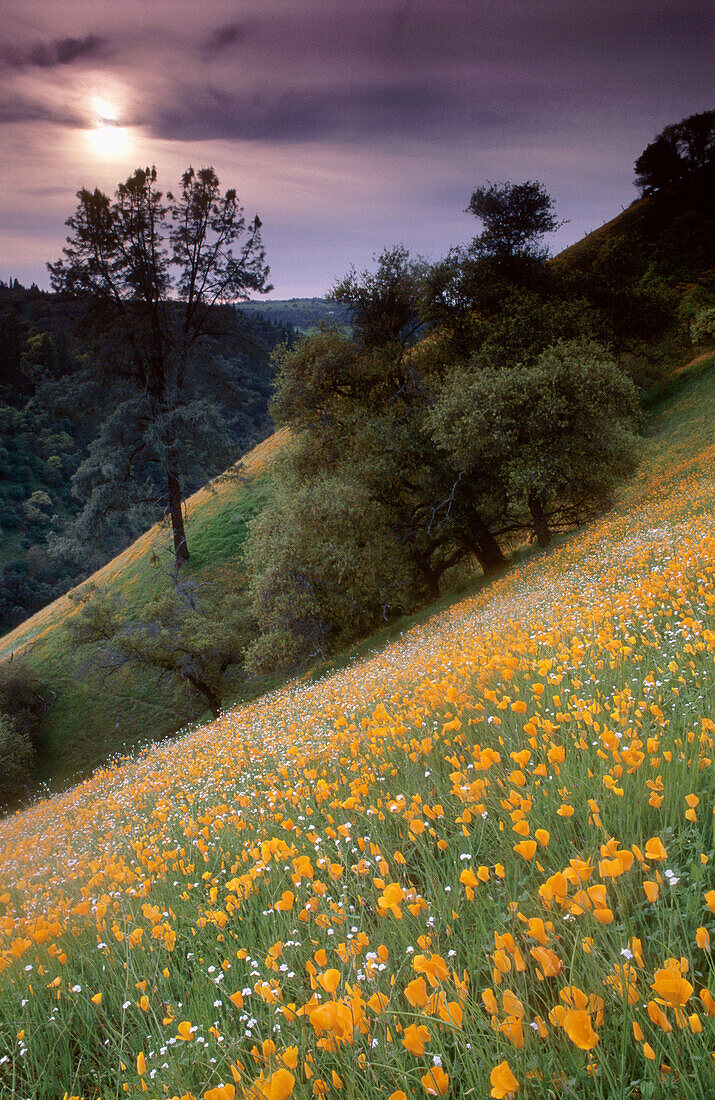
[
  {"x1": 2, "y1": 186, "x2": 713, "y2": 801},
  {"x1": 1, "y1": 431, "x2": 287, "y2": 791},
  {"x1": 0, "y1": 348, "x2": 713, "y2": 1099}
]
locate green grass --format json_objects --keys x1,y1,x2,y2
[{"x1": 2, "y1": 349, "x2": 712, "y2": 803}]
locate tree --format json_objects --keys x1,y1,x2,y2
[
  {"x1": 49, "y1": 166, "x2": 271, "y2": 565},
  {"x1": 330, "y1": 246, "x2": 428, "y2": 350},
  {"x1": 429, "y1": 339, "x2": 641, "y2": 548},
  {"x1": 67, "y1": 577, "x2": 252, "y2": 719},
  {"x1": 466, "y1": 180, "x2": 562, "y2": 266},
  {"x1": 0, "y1": 658, "x2": 46, "y2": 809},
  {"x1": 245, "y1": 470, "x2": 416, "y2": 673},
  {"x1": 635, "y1": 111, "x2": 715, "y2": 196}
]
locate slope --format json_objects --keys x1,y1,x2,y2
[
  {"x1": 0, "y1": 350, "x2": 713, "y2": 1099},
  {"x1": 1, "y1": 430, "x2": 288, "y2": 792}
]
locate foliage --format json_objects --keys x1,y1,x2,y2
[
  {"x1": 251, "y1": 213, "x2": 647, "y2": 674},
  {"x1": 245, "y1": 470, "x2": 415, "y2": 673},
  {"x1": 48, "y1": 165, "x2": 272, "y2": 565},
  {"x1": 0, "y1": 657, "x2": 45, "y2": 744},
  {"x1": 429, "y1": 339, "x2": 641, "y2": 546},
  {"x1": 0, "y1": 715, "x2": 34, "y2": 808},
  {"x1": 330, "y1": 245, "x2": 429, "y2": 349},
  {"x1": 635, "y1": 110, "x2": 715, "y2": 196},
  {"x1": 691, "y1": 306, "x2": 715, "y2": 346},
  {"x1": 466, "y1": 179, "x2": 562, "y2": 264},
  {"x1": 67, "y1": 576, "x2": 252, "y2": 719},
  {"x1": 0, "y1": 658, "x2": 45, "y2": 807},
  {"x1": 0, "y1": 280, "x2": 284, "y2": 633}
]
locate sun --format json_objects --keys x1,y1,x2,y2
[
  {"x1": 88, "y1": 120, "x2": 130, "y2": 158},
  {"x1": 86, "y1": 97, "x2": 131, "y2": 158}
]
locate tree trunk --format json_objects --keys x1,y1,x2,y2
[
  {"x1": 470, "y1": 516, "x2": 507, "y2": 574},
  {"x1": 167, "y1": 466, "x2": 190, "y2": 566},
  {"x1": 528, "y1": 492, "x2": 552, "y2": 548},
  {"x1": 192, "y1": 677, "x2": 221, "y2": 719}
]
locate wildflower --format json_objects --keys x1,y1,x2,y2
[
  {"x1": 402, "y1": 1023, "x2": 431, "y2": 1055},
  {"x1": 562, "y1": 1008, "x2": 599, "y2": 1050},
  {"x1": 405, "y1": 977, "x2": 429, "y2": 1008},
  {"x1": 652, "y1": 962, "x2": 693, "y2": 1006},
  {"x1": 490, "y1": 1060, "x2": 520, "y2": 1098},
  {"x1": 420, "y1": 1066, "x2": 449, "y2": 1096},
  {"x1": 644, "y1": 836, "x2": 667, "y2": 861}
]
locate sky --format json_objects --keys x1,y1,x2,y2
[{"x1": 1, "y1": 0, "x2": 712, "y2": 299}]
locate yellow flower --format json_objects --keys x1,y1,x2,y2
[
  {"x1": 652, "y1": 963, "x2": 693, "y2": 1007},
  {"x1": 644, "y1": 836, "x2": 667, "y2": 861},
  {"x1": 402, "y1": 1023, "x2": 431, "y2": 1055},
  {"x1": 562, "y1": 1008, "x2": 599, "y2": 1050},
  {"x1": 513, "y1": 840, "x2": 537, "y2": 861},
  {"x1": 405, "y1": 977, "x2": 429, "y2": 1008},
  {"x1": 490, "y1": 1060, "x2": 520, "y2": 1098},
  {"x1": 420, "y1": 1066, "x2": 449, "y2": 1096}
]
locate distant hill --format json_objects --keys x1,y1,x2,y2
[
  {"x1": 0, "y1": 430, "x2": 289, "y2": 795},
  {"x1": 239, "y1": 296, "x2": 351, "y2": 332}
]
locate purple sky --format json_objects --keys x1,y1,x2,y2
[{"x1": 1, "y1": 1, "x2": 712, "y2": 298}]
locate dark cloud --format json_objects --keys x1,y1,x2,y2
[
  {"x1": 0, "y1": 95, "x2": 83, "y2": 128},
  {"x1": 147, "y1": 79, "x2": 527, "y2": 145},
  {"x1": 0, "y1": 0, "x2": 711, "y2": 295},
  {"x1": 1, "y1": 33, "x2": 107, "y2": 70},
  {"x1": 204, "y1": 23, "x2": 247, "y2": 53}
]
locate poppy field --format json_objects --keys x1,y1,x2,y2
[{"x1": 0, "y1": 369, "x2": 714, "y2": 1099}]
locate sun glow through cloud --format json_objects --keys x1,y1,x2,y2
[{"x1": 87, "y1": 120, "x2": 131, "y2": 158}]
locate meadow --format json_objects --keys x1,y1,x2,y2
[{"x1": 0, "y1": 365, "x2": 713, "y2": 1099}]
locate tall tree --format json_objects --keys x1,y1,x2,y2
[{"x1": 49, "y1": 166, "x2": 271, "y2": 565}]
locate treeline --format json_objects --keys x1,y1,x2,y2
[{"x1": 0, "y1": 281, "x2": 287, "y2": 632}]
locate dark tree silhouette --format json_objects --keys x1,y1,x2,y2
[
  {"x1": 49, "y1": 166, "x2": 271, "y2": 565},
  {"x1": 635, "y1": 111, "x2": 715, "y2": 196}
]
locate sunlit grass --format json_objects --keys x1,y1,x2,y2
[{"x1": 0, "y1": 372, "x2": 714, "y2": 1098}]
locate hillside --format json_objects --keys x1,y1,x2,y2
[
  {"x1": 0, "y1": 430, "x2": 287, "y2": 792},
  {"x1": 2, "y1": 185, "x2": 714, "y2": 805},
  {"x1": 0, "y1": 283, "x2": 288, "y2": 633},
  {"x1": 0, "y1": 351, "x2": 713, "y2": 1098}
]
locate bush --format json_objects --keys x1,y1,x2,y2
[
  {"x1": 0, "y1": 715, "x2": 35, "y2": 808},
  {"x1": 245, "y1": 471, "x2": 416, "y2": 674}
]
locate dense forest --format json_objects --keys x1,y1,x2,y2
[{"x1": 239, "y1": 296, "x2": 351, "y2": 333}]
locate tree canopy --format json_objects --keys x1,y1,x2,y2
[
  {"x1": 466, "y1": 180, "x2": 562, "y2": 265},
  {"x1": 635, "y1": 111, "x2": 715, "y2": 196}
]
